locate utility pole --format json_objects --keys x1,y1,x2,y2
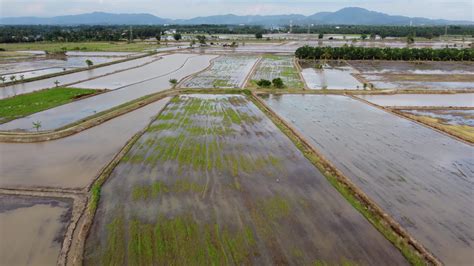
[
  {"x1": 129, "y1": 26, "x2": 133, "y2": 43},
  {"x1": 289, "y1": 20, "x2": 293, "y2": 34}
]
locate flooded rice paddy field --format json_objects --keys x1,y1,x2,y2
[
  {"x1": 299, "y1": 60, "x2": 363, "y2": 90},
  {"x1": 250, "y1": 55, "x2": 303, "y2": 88},
  {"x1": 74, "y1": 53, "x2": 199, "y2": 90},
  {"x1": 84, "y1": 94, "x2": 407, "y2": 265},
  {"x1": 0, "y1": 194, "x2": 73, "y2": 265},
  {"x1": 0, "y1": 54, "x2": 216, "y2": 131},
  {"x1": 0, "y1": 98, "x2": 170, "y2": 189},
  {"x1": 0, "y1": 56, "x2": 126, "y2": 79},
  {"x1": 400, "y1": 109, "x2": 474, "y2": 127},
  {"x1": 349, "y1": 61, "x2": 474, "y2": 90},
  {"x1": 357, "y1": 93, "x2": 474, "y2": 108},
  {"x1": 350, "y1": 61, "x2": 474, "y2": 74},
  {"x1": 263, "y1": 94, "x2": 474, "y2": 265},
  {"x1": 182, "y1": 55, "x2": 259, "y2": 88},
  {"x1": 0, "y1": 54, "x2": 161, "y2": 99}
]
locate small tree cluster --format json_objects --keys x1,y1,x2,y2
[{"x1": 255, "y1": 78, "x2": 285, "y2": 89}]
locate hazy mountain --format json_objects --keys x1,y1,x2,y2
[{"x1": 1, "y1": 8, "x2": 472, "y2": 25}]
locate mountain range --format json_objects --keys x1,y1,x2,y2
[{"x1": 1, "y1": 7, "x2": 472, "y2": 26}]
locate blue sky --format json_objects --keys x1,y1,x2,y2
[{"x1": 1, "y1": 0, "x2": 473, "y2": 21}]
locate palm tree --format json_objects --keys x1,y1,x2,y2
[
  {"x1": 10, "y1": 75, "x2": 16, "y2": 83},
  {"x1": 54, "y1": 80, "x2": 60, "y2": 87},
  {"x1": 32, "y1": 121, "x2": 42, "y2": 131}
]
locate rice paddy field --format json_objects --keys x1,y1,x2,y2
[
  {"x1": 2, "y1": 38, "x2": 474, "y2": 266},
  {"x1": 250, "y1": 55, "x2": 303, "y2": 88},
  {"x1": 84, "y1": 94, "x2": 407, "y2": 265},
  {"x1": 357, "y1": 93, "x2": 474, "y2": 107},
  {"x1": 262, "y1": 94, "x2": 474, "y2": 265},
  {"x1": 0, "y1": 54, "x2": 216, "y2": 131},
  {"x1": 0, "y1": 54, "x2": 162, "y2": 99},
  {"x1": 299, "y1": 60, "x2": 363, "y2": 90},
  {"x1": 0, "y1": 55, "x2": 127, "y2": 80},
  {"x1": 0, "y1": 195, "x2": 73, "y2": 266},
  {"x1": 182, "y1": 55, "x2": 259, "y2": 88},
  {"x1": 0, "y1": 98, "x2": 169, "y2": 189},
  {"x1": 350, "y1": 61, "x2": 474, "y2": 90}
]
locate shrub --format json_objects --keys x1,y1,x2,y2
[
  {"x1": 256, "y1": 79, "x2": 272, "y2": 88},
  {"x1": 272, "y1": 78, "x2": 284, "y2": 88}
]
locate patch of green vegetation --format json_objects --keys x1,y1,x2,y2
[
  {"x1": 262, "y1": 54, "x2": 281, "y2": 60},
  {"x1": 103, "y1": 215, "x2": 257, "y2": 265},
  {"x1": 259, "y1": 196, "x2": 290, "y2": 221},
  {"x1": 0, "y1": 87, "x2": 99, "y2": 123},
  {"x1": 213, "y1": 79, "x2": 232, "y2": 88},
  {"x1": 88, "y1": 183, "x2": 101, "y2": 213},
  {"x1": 128, "y1": 220, "x2": 154, "y2": 266},
  {"x1": 102, "y1": 216, "x2": 126, "y2": 265}
]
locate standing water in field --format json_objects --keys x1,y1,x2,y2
[
  {"x1": 84, "y1": 95, "x2": 407, "y2": 265},
  {"x1": 300, "y1": 61, "x2": 363, "y2": 90},
  {"x1": 263, "y1": 94, "x2": 474, "y2": 265},
  {"x1": 0, "y1": 195, "x2": 73, "y2": 265}
]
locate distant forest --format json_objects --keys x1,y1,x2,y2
[{"x1": 1, "y1": 25, "x2": 473, "y2": 43}]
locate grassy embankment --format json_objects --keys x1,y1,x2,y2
[
  {"x1": 0, "y1": 41, "x2": 161, "y2": 53},
  {"x1": 0, "y1": 87, "x2": 100, "y2": 124}
]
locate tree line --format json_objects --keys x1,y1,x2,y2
[
  {"x1": 0, "y1": 25, "x2": 268, "y2": 43},
  {"x1": 295, "y1": 45, "x2": 474, "y2": 61},
  {"x1": 288, "y1": 25, "x2": 474, "y2": 39}
]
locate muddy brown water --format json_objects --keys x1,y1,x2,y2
[
  {"x1": 0, "y1": 194, "x2": 73, "y2": 265},
  {"x1": 263, "y1": 94, "x2": 474, "y2": 265},
  {"x1": 85, "y1": 94, "x2": 407, "y2": 265},
  {"x1": 0, "y1": 54, "x2": 216, "y2": 131},
  {"x1": 357, "y1": 93, "x2": 474, "y2": 108},
  {"x1": 0, "y1": 54, "x2": 161, "y2": 99},
  {"x1": 0, "y1": 98, "x2": 170, "y2": 189}
]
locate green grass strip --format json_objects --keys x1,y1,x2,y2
[{"x1": 0, "y1": 87, "x2": 99, "y2": 124}]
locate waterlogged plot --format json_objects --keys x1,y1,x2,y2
[
  {"x1": 182, "y1": 55, "x2": 258, "y2": 88},
  {"x1": 0, "y1": 54, "x2": 161, "y2": 99},
  {"x1": 250, "y1": 55, "x2": 303, "y2": 88},
  {"x1": 0, "y1": 54, "x2": 216, "y2": 131},
  {"x1": 357, "y1": 93, "x2": 474, "y2": 108},
  {"x1": 401, "y1": 109, "x2": 474, "y2": 127},
  {"x1": 398, "y1": 109, "x2": 474, "y2": 142},
  {"x1": 350, "y1": 61, "x2": 474, "y2": 90},
  {"x1": 263, "y1": 94, "x2": 474, "y2": 265},
  {"x1": 85, "y1": 95, "x2": 406, "y2": 265},
  {"x1": 0, "y1": 98, "x2": 170, "y2": 189},
  {"x1": 299, "y1": 61, "x2": 363, "y2": 90},
  {"x1": 0, "y1": 55, "x2": 125, "y2": 78},
  {"x1": 0, "y1": 195, "x2": 73, "y2": 265}
]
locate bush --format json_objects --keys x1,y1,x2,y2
[
  {"x1": 256, "y1": 79, "x2": 271, "y2": 88},
  {"x1": 169, "y1": 79, "x2": 178, "y2": 85},
  {"x1": 272, "y1": 78, "x2": 284, "y2": 88}
]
